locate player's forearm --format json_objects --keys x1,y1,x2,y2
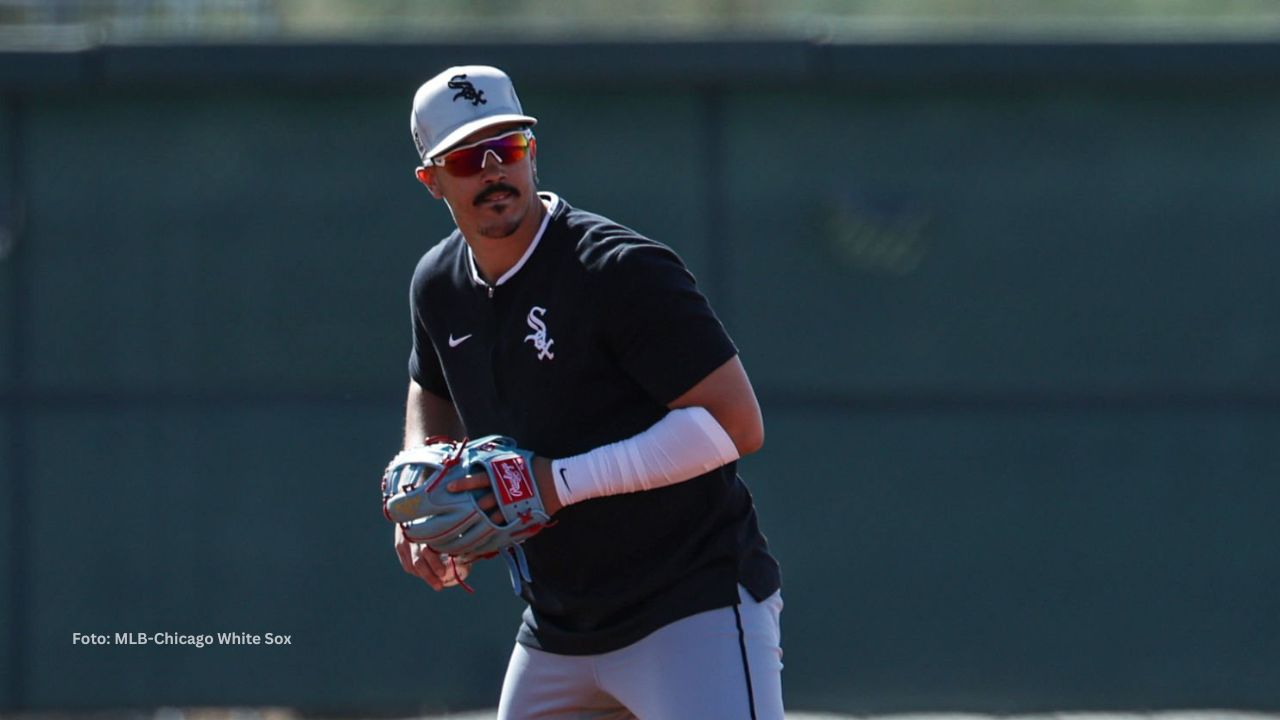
[
  {"x1": 542, "y1": 355, "x2": 763, "y2": 510},
  {"x1": 404, "y1": 380, "x2": 464, "y2": 449},
  {"x1": 547, "y1": 406, "x2": 740, "y2": 509},
  {"x1": 668, "y1": 355, "x2": 764, "y2": 457}
]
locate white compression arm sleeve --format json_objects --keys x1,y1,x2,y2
[{"x1": 550, "y1": 406, "x2": 741, "y2": 508}]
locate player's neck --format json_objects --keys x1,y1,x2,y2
[{"x1": 465, "y1": 194, "x2": 548, "y2": 285}]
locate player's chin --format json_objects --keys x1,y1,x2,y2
[{"x1": 477, "y1": 216, "x2": 523, "y2": 239}]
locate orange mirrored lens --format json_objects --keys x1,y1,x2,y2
[{"x1": 437, "y1": 133, "x2": 531, "y2": 177}]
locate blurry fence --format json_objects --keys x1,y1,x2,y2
[{"x1": 1, "y1": 39, "x2": 1279, "y2": 714}]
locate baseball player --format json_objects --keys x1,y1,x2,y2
[{"x1": 392, "y1": 65, "x2": 784, "y2": 719}]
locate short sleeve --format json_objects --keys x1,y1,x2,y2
[
  {"x1": 600, "y1": 244, "x2": 737, "y2": 405},
  {"x1": 408, "y1": 273, "x2": 452, "y2": 400}
]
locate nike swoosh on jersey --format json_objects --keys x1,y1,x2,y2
[{"x1": 448, "y1": 333, "x2": 473, "y2": 348}]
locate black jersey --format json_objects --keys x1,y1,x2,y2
[{"x1": 408, "y1": 193, "x2": 781, "y2": 655}]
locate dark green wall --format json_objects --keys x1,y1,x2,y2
[{"x1": 2, "y1": 41, "x2": 1279, "y2": 714}]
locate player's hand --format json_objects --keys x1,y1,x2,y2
[
  {"x1": 394, "y1": 523, "x2": 471, "y2": 591},
  {"x1": 447, "y1": 472, "x2": 504, "y2": 524},
  {"x1": 446, "y1": 457, "x2": 563, "y2": 519},
  {"x1": 383, "y1": 438, "x2": 554, "y2": 566}
]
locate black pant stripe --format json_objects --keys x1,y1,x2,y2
[{"x1": 732, "y1": 602, "x2": 758, "y2": 720}]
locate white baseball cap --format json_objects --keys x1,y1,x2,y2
[{"x1": 410, "y1": 65, "x2": 538, "y2": 163}]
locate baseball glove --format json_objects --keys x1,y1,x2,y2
[{"x1": 382, "y1": 435, "x2": 551, "y2": 584}]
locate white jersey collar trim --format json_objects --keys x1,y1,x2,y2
[{"x1": 468, "y1": 192, "x2": 561, "y2": 288}]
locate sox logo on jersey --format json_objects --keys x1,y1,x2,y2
[{"x1": 524, "y1": 306, "x2": 555, "y2": 360}]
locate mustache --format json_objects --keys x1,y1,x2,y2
[{"x1": 474, "y1": 183, "x2": 521, "y2": 206}]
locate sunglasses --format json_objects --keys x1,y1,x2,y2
[{"x1": 429, "y1": 129, "x2": 534, "y2": 177}]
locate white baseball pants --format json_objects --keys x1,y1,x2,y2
[{"x1": 497, "y1": 585, "x2": 784, "y2": 719}]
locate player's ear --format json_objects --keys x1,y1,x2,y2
[{"x1": 415, "y1": 166, "x2": 444, "y2": 199}]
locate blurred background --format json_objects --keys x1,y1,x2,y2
[{"x1": 2, "y1": 0, "x2": 1280, "y2": 717}]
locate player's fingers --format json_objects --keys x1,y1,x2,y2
[
  {"x1": 399, "y1": 535, "x2": 445, "y2": 591},
  {"x1": 430, "y1": 550, "x2": 473, "y2": 588},
  {"x1": 447, "y1": 473, "x2": 489, "y2": 493},
  {"x1": 409, "y1": 543, "x2": 446, "y2": 591},
  {"x1": 450, "y1": 556, "x2": 473, "y2": 583},
  {"x1": 393, "y1": 525, "x2": 417, "y2": 573},
  {"x1": 419, "y1": 545, "x2": 460, "y2": 586},
  {"x1": 468, "y1": 494, "x2": 504, "y2": 524}
]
